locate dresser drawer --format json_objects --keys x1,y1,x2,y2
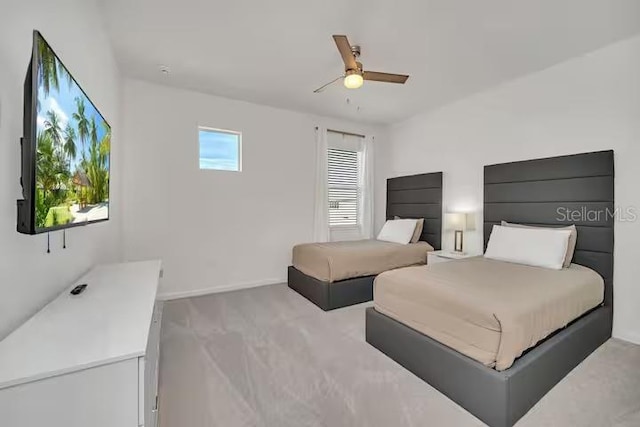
[{"x1": 0, "y1": 359, "x2": 139, "y2": 427}]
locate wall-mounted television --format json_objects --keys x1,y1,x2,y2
[{"x1": 18, "y1": 31, "x2": 111, "y2": 235}]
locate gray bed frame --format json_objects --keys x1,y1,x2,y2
[
  {"x1": 366, "y1": 150, "x2": 614, "y2": 427},
  {"x1": 288, "y1": 172, "x2": 442, "y2": 311}
]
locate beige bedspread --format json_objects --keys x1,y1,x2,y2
[
  {"x1": 292, "y1": 240, "x2": 433, "y2": 283},
  {"x1": 374, "y1": 257, "x2": 604, "y2": 370}
]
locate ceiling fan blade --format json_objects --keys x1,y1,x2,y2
[
  {"x1": 363, "y1": 71, "x2": 409, "y2": 84},
  {"x1": 333, "y1": 35, "x2": 358, "y2": 70},
  {"x1": 313, "y1": 75, "x2": 344, "y2": 93}
]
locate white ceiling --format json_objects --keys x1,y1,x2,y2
[{"x1": 99, "y1": 0, "x2": 640, "y2": 124}]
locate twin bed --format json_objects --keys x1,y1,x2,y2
[
  {"x1": 374, "y1": 257, "x2": 604, "y2": 371},
  {"x1": 367, "y1": 150, "x2": 614, "y2": 427},
  {"x1": 288, "y1": 172, "x2": 442, "y2": 310},
  {"x1": 288, "y1": 150, "x2": 614, "y2": 427}
]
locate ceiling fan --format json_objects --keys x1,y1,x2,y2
[{"x1": 314, "y1": 35, "x2": 410, "y2": 93}]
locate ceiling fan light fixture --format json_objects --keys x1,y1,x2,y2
[
  {"x1": 313, "y1": 35, "x2": 409, "y2": 94},
  {"x1": 344, "y1": 71, "x2": 364, "y2": 89}
]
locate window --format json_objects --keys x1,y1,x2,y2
[
  {"x1": 328, "y1": 147, "x2": 361, "y2": 227},
  {"x1": 199, "y1": 127, "x2": 241, "y2": 171}
]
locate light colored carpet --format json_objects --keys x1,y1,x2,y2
[{"x1": 158, "y1": 284, "x2": 640, "y2": 427}]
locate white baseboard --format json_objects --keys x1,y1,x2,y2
[
  {"x1": 613, "y1": 330, "x2": 640, "y2": 346},
  {"x1": 157, "y1": 278, "x2": 285, "y2": 301}
]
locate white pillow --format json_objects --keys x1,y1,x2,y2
[
  {"x1": 484, "y1": 225, "x2": 572, "y2": 270},
  {"x1": 377, "y1": 219, "x2": 419, "y2": 245},
  {"x1": 501, "y1": 221, "x2": 577, "y2": 268}
]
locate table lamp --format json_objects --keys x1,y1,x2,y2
[{"x1": 445, "y1": 212, "x2": 476, "y2": 253}]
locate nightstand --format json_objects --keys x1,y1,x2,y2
[{"x1": 428, "y1": 250, "x2": 478, "y2": 265}]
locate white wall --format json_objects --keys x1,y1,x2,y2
[
  {"x1": 121, "y1": 79, "x2": 380, "y2": 299},
  {"x1": 0, "y1": 0, "x2": 122, "y2": 339},
  {"x1": 376, "y1": 35, "x2": 640, "y2": 344}
]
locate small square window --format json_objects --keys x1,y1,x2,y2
[{"x1": 199, "y1": 127, "x2": 241, "y2": 171}]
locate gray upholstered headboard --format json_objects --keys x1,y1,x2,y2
[
  {"x1": 483, "y1": 150, "x2": 614, "y2": 307},
  {"x1": 387, "y1": 172, "x2": 443, "y2": 250}
]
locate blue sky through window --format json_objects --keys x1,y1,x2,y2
[{"x1": 199, "y1": 129, "x2": 241, "y2": 171}]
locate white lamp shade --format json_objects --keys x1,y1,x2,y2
[
  {"x1": 445, "y1": 213, "x2": 465, "y2": 231},
  {"x1": 445, "y1": 212, "x2": 476, "y2": 231}
]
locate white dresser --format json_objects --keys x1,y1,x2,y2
[{"x1": 0, "y1": 260, "x2": 163, "y2": 427}]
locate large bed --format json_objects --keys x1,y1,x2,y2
[
  {"x1": 288, "y1": 171, "x2": 442, "y2": 311},
  {"x1": 366, "y1": 150, "x2": 614, "y2": 427},
  {"x1": 374, "y1": 257, "x2": 604, "y2": 370}
]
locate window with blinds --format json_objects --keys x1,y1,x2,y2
[{"x1": 328, "y1": 148, "x2": 361, "y2": 227}]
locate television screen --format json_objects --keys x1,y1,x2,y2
[{"x1": 31, "y1": 32, "x2": 110, "y2": 231}]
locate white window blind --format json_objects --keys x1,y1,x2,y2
[{"x1": 328, "y1": 148, "x2": 361, "y2": 227}]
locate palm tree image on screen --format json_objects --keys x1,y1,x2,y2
[{"x1": 35, "y1": 35, "x2": 110, "y2": 228}]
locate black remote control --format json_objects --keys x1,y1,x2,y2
[{"x1": 70, "y1": 284, "x2": 88, "y2": 295}]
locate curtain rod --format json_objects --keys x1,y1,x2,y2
[{"x1": 315, "y1": 126, "x2": 366, "y2": 139}]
